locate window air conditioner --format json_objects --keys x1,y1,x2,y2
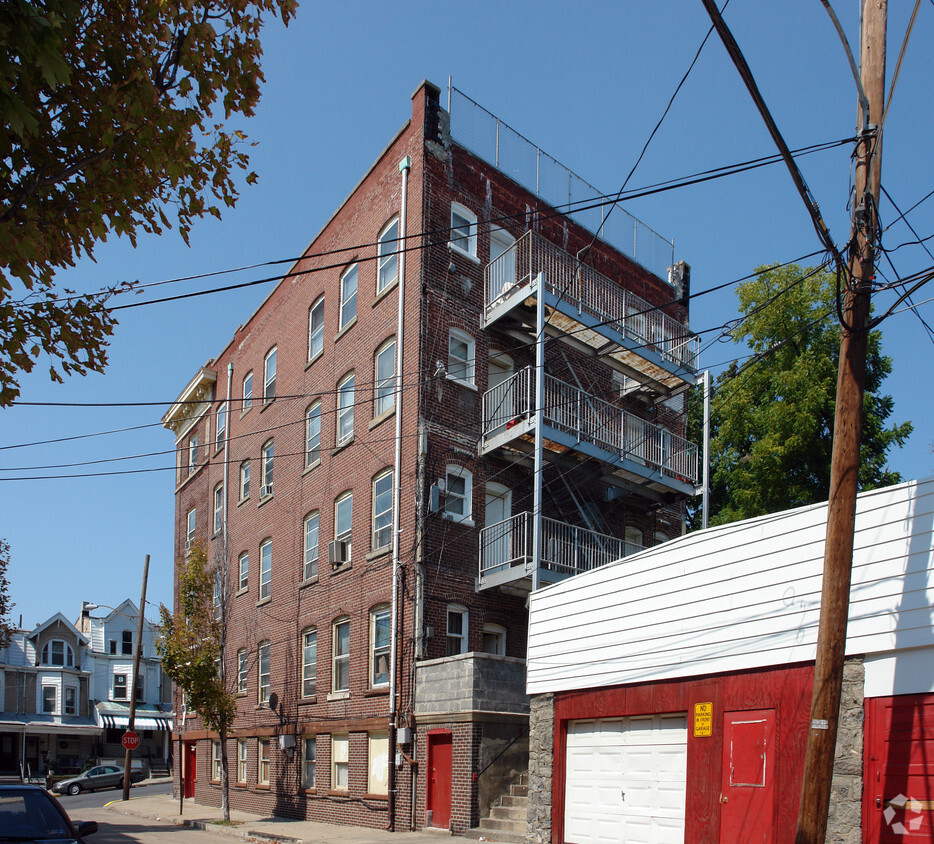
[
  {"x1": 328, "y1": 540, "x2": 349, "y2": 566},
  {"x1": 259, "y1": 483, "x2": 273, "y2": 498},
  {"x1": 185, "y1": 539, "x2": 192, "y2": 551}
]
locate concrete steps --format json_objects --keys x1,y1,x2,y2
[{"x1": 470, "y1": 772, "x2": 528, "y2": 843}]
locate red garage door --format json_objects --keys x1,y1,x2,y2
[{"x1": 865, "y1": 693, "x2": 934, "y2": 842}]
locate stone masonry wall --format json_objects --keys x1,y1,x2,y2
[
  {"x1": 827, "y1": 656, "x2": 865, "y2": 844},
  {"x1": 526, "y1": 693, "x2": 553, "y2": 844}
]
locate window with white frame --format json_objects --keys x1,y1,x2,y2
[
  {"x1": 238, "y1": 551, "x2": 249, "y2": 592},
  {"x1": 122, "y1": 630, "x2": 133, "y2": 656},
  {"x1": 258, "y1": 641, "x2": 270, "y2": 704},
  {"x1": 339, "y1": 264, "x2": 358, "y2": 329},
  {"x1": 242, "y1": 371, "x2": 253, "y2": 410},
  {"x1": 308, "y1": 296, "x2": 324, "y2": 361},
  {"x1": 237, "y1": 648, "x2": 248, "y2": 694},
  {"x1": 332, "y1": 618, "x2": 350, "y2": 693},
  {"x1": 213, "y1": 570, "x2": 222, "y2": 619},
  {"x1": 186, "y1": 508, "x2": 196, "y2": 550},
  {"x1": 263, "y1": 346, "x2": 276, "y2": 403},
  {"x1": 368, "y1": 732, "x2": 389, "y2": 795},
  {"x1": 302, "y1": 737, "x2": 316, "y2": 789},
  {"x1": 258, "y1": 739, "x2": 270, "y2": 784},
  {"x1": 331, "y1": 734, "x2": 348, "y2": 791},
  {"x1": 41, "y1": 640, "x2": 74, "y2": 667},
  {"x1": 370, "y1": 605, "x2": 390, "y2": 688},
  {"x1": 212, "y1": 741, "x2": 222, "y2": 780},
  {"x1": 374, "y1": 338, "x2": 396, "y2": 417},
  {"x1": 447, "y1": 329, "x2": 475, "y2": 385},
  {"x1": 42, "y1": 685, "x2": 56, "y2": 714},
  {"x1": 302, "y1": 627, "x2": 317, "y2": 697},
  {"x1": 336, "y1": 372, "x2": 355, "y2": 446},
  {"x1": 305, "y1": 401, "x2": 321, "y2": 467},
  {"x1": 188, "y1": 434, "x2": 199, "y2": 474},
  {"x1": 334, "y1": 492, "x2": 352, "y2": 562},
  {"x1": 259, "y1": 539, "x2": 271, "y2": 600},
  {"x1": 450, "y1": 203, "x2": 477, "y2": 258},
  {"x1": 64, "y1": 686, "x2": 77, "y2": 715},
  {"x1": 239, "y1": 460, "x2": 250, "y2": 500},
  {"x1": 303, "y1": 512, "x2": 319, "y2": 580},
  {"x1": 446, "y1": 604, "x2": 468, "y2": 656},
  {"x1": 443, "y1": 466, "x2": 472, "y2": 523},
  {"x1": 213, "y1": 483, "x2": 224, "y2": 534},
  {"x1": 654, "y1": 531, "x2": 669, "y2": 546},
  {"x1": 260, "y1": 440, "x2": 273, "y2": 497},
  {"x1": 372, "y1": 469, "x2": 393, "y2": 551},
  {"x1": 237, "y1": 739, "x2": 248, "y2": 782},
  {"x1": 113, "y1": 674, "x2": 128, "y2": 700},
  {"x1": 216, "y1": 402, "x2": 227, "y2": 447},
  {"x1": 482, "y1": 623, "x2": 507, "y2": 656},
  {"x1": 377, "y1": 217, "x2": 400, "y2": 293}
]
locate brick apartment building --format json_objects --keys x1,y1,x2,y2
[{"x1": 162, "y1": 80, "x2": 700, "y2": 834}]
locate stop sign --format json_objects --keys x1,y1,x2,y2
[{"x1": 121, "y1": 731, "x2": 140, "y2": 751}]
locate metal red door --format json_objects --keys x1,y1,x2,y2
[
  {"x1": 427, "y1": 731, "x2": 452, "y2": 829},
  {"x1": 720, "y1": 709, "x2": 775, "y2": 843},
  {"x1": 865, "y1": 693, "x2": 934, "y2": 842},
  {"x1": 183, "y1": 741, "x2": 197, "y2": 798}
]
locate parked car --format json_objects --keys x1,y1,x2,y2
[
  {"x1": 0, "y1": 784, "x2": 97, "y2": 842},
  {"x1": 51, "y1": 764, "x2": 145, "y2": 796}
]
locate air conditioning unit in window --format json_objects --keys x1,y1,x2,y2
[
  {"x1": 328, "y1": 540, "x2": 349, "y2": 566},
  {"x1": 259, "y1": 483, "x2": 273, "y2": 498},
  {"x1": 185, "y1": 539, "x2": 192, "y2": 552}
]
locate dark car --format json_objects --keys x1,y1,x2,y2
[
  {"x1": 51, "y1": 764, "x2": 145, "y2": 796},
  {"x1": 0, "y1": 784, "x2": 97, "y2": 842}
]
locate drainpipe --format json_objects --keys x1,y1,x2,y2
[
  {"x1": 388, "y1": 154, "x2": 410, "y2": 831},
  {"x1": 531, "y1": 273, "x2": 545, "y2": 591},
  {"x1": 701, "y1": 369, "x2": 710, "y2": 530}
]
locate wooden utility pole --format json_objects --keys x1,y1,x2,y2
[
  {"x1": 795, "y1": 2, "x2": 886, "y2": 841},
  {"x1": 123, "y1": 554, "x2": 150, "y2": 801}
]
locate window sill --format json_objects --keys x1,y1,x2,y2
[
  {"x1": 239, "y1": 407, "x2": 252, "y2": 420},
  {"x1": 299, "y1": 575, "x2": 318, "y2": 589},
  {"x1": 259, "y1": 398, "x2": 275, "y2": 413},
  {"x1": 235, "y1": 587, "x2": 248, "y2": 597},
  {"x1": 373, "y1": 276, "x2": 399, "y2": 306},
  {"x1": 335, "y1": 317, "x2": 357, "y2": 342},
  {"x1": 257, "y1": 493, "x2": 274, "y2": 508},
  {"x1": 363, "y1": 793, "x2": 389, "y2": 802},
  {"x1": 369, "y1": 407, "x2": 395, "y2": 431},
  {"x1": 449, "y1": 243, "x2": 480, "y2": 264},
  {"x1": 366, "y1": 548, "x2": 390, "y2": 562},
  {"x1": 305, "y1": 350, "x2": 323, "y2": 371},
  {"x1": 303, "y1": 787, "x2": 318, "y2": 794},
  {"x1": 175, "y1": 461, "x2": 206, "y2": 493},
  {"x1": 330, "y1": 563, "x2": 351, "y2": 577},
  {"x1": 442, "y1": 514, "x2": 475, "y2": 528},
  {"x1": 445, "y1": 374, "x2": 478, "y2": 391},
  {"x1": 364, "y1": 687, "x2": 389, "y2": 698},
  {"x1": 256, "y1": 596, "x2": 271, "y2": 608},
  {"x1": 327, "y1": 691, "x2": 350, "y2": 702},
  {"x1": 234, "y1": 782, "x2": 248, "y2": 789},
  {"x1": 256, "y1": 783, "x2": 271, "y2": 791},
  {"x1": 302, "y1": 458, "x2": 321, "y2": 477},
  {"x1": 237, "y1": 495, "x2": 250, "y2": 507},
  {"x1": 332, "y1": 438, "x2": 353, "y2": 456},
  {"x1": 327, "y1": 789, "x2": 350, "y2": 797},
  {"x1": 298, "y1": 696, "x2": 318, "y2": 706}
]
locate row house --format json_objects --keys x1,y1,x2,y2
[{"x1": 162, "y1": 80, "x2": 700, "y2": 833}]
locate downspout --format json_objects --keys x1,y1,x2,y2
[
  {"x1": 388, "y1": 154, "x2": 410, "y2": 831},
  {"x1": 531, "y1": 273, "x2": 545, "y2": 591},
  {"x1": 701, "y1": 369, "x2": 710, "y2": 530}
]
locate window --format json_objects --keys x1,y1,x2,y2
[
  {"x1": 260, "y1": 440, "x2": 273, "y2": 497},
  {"x1": 446, "y1": 604, "x2": 468, "y2": 656},
  {"x1": 113, "y1": 674, "x2": 128, "y2": 700},
  {"x1": 238, "y1": 552, "x2": 249, "y2": 592},
  {"x1": 302, "y1": 737, "x2": 316, "y2": 789},
  {"x1": 447, "y1": 329, "x2": 475, "y2": 385},
  {"x1": 122, "y1": 630, "x2": 133, "y2": 656},
  {"x1": 216, "y1": 402, "x2": 227, "y2": 447},
  {"x1": 135, "y1": 676, "x2": 144, "y2": 703},
  {"x1": 258, "y1": 739, "x2": 270, "y2": 785},
  {"x1": 332, "y1": 618, "x2": 350, "y2": 693},
  {"x1": 335, "y1": 492, "x2": 352, "y2": 562},
  {"x1": 302, "y1": 628, "x2": 317, "y2": 697},
  {"x1": 336, "y1": 372, "x2": 355, "y2": 446},
  {"x1": 331, "y1": 734, "x2": 348, "y2": 791},
  {"x1": 258, "y1": 641, "x2": 270, "y2": 704},
  {"x1": 368, "y1": 732, "x2": 389, "y2": 795},
  {"x1": 263, "y1": 346, "x2": 277, "y2": 403},
  {"x1": 109, "y1": 640, "x2": 117, "y2": 655},
  {"x1": 377, "y1": 218, "x2": 399, "y2": 293},
  {"x1": 624, "y1": 526, "x2": 643, "y2": 556},
  {"x1": 64, "y1": 686, "x2": 77, "y2": 715},
  {"x1": 186, "y1": 508, "x2": 196, "y2": 550},
  {"x1": 482, "y1": 623, "x2": 507, "y2": 656},
  {"x1": 239, "y1": 461, "x2": 250, "y2": 500},
  {"x1": 41, "y1": 640, "x2": 74, "y2": 667},
  {"x1": 237, "y1": 649, "x2": 248, "y2": 694},
  {"x1": 339, "y1": 264, "x2": 358, "y2": 329},
  {"x1": 237, "y1": 740, "x2": 248, "y2": 783},
  {"x1": 374, "y1": 339, "x2": 396, "y2": 417},
  {"x1": 213, "y1": 570, "x2": 222, "y2": 618},
  {"x1": 188, "y1": 434, "x2": 199, "y2": 474},
  {"x1": 489, "y1": 226, "x2": 517, "y2": 297},
  {"x1": 305, "y1": 401, "x2": 321, "y2": 467},
  {"x1": 372, "y1": 469, "x2": 393, "y2": 551},
  {"x1": 443, "y1": 466, "x2": 472, "y2": 523},
  {"x1": 259, "y1": 539, "x2": 271, "y2": 600},
  {"x1": 242, "y1": 371, "x2": 253, "y2": 410},
  {"x1": 212, "y1": 741, "x2": 222, "y2": 780},
  {"x1": 450, "y1": 203, "x2": 477, "y2": 258},
  {"x1": 213, "y1": 483, "x2": 224, "y2": 534},
  {"x1": 654, "y1": 531, "x2": 669, "y2": 547},
  {"x1": 303, "y1": 512, "x2": 319, "y2": 580},
  {"x1": 308, "y1": 297, "x2": 324, "y2": 361},
  {"x1": 370, "y1": 605, "x2": 390, "y2": 688},
  {"x1": 42, "y1": 686, "x2": 56, "y2": 714}
]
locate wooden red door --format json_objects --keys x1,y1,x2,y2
[
  {"x1": 720, "y1": 709, "x2": 775, "y2": 843},
  {"x1": 183, "y1": 741, "x2": 197, "y2": 798},
  {"x1": 865, "y1": 693, "x2": 934, "y2": 842},
  {"x1": 426, "y1": 732, "x2": 452, "y2": 829}
]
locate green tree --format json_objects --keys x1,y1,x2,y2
[
  {"x1": 158, "y1": 544, "x2": 236, "y2": 819},
  {"x1": 0, "y1": 539, "x2": 15, "y2": 647},
  {"x1": 0, "y1": 0, "x2": 295, "y2": 405},
  {"x1": 691, "y1": 263, "x2": 912, "y2": 527}
]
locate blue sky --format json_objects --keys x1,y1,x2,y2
[{"x1": 1, "y1": 1, "x2": 932, "y2": 627}]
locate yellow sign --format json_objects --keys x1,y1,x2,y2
[{"x1": 694, "y1": 702, "x2": 713, "y2": 737}]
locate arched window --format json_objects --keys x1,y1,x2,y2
[
  {"x1": 41, "y1": 640, "x2": 75, "y2": 668},
  {"x1": 308, "y1": 296, "x2": 324, "y2": 361},
  {"x1": 377, "y1": 217, "x2": 400, "y2": 293}
]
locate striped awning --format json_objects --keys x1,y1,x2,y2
[{"x1": 100, "y1": 713, "x2": 172, "y2": 731}]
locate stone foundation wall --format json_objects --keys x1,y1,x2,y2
[
  {"x1": 827, "y1": 656, "x2": 865, "y2": 844},
  {"x1": 526, "y1": 693, "x2": 553, "y2": 844}
]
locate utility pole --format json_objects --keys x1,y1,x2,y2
[
  {"x1": 123, "y1": 554, "x2": 150, "y2": 801},
  {"x1": 795, "y1": 2, "x2": 885, "y2": 841}
]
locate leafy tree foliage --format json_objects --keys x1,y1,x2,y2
[
  {"x1": 691, "y1": 263, "x2": 912, "y2": 527},
  {"x1": 0, "y1": 539, "x2": 14, "y2": 648},
  {"x1": 0, "y1": 0, "x2": 295, "y2": 405}
]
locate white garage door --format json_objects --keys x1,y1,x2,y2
[{"x1": 564, "y1": 714, "x2": 687, "y2": 844}]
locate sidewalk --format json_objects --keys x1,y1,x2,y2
[{"x1": 106, "y1": 792, "x2": 465, "y2": 844}]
